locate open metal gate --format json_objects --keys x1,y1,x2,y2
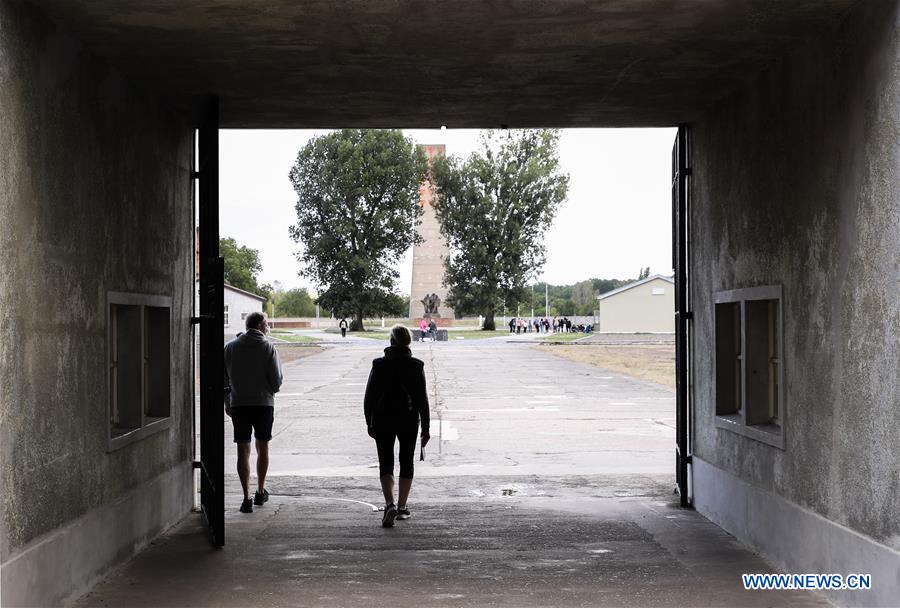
[
  {"x1": 672, "y1": 124, "x2": 693, "y2": 508},
  {"x1": 195, "y1": 97, "x2": 225, "y2": 546}
]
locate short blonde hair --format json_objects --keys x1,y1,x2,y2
[{"x1": 390, "y1": 324, "x2": 412, "y2": 346}]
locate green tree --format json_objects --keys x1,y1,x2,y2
[
  {"x1": 638, "y1": 266, "x2": 651, "y2": 280},
  {"x1": 381, "y1": 292, "x2": 408, "y2": 318},
  {"x1": 288, "y1": 130, "x2": 429, "y2": 330},
  {"x1": 431, "y1": 130, "x2": 569, "y2": 330},
  {"x1": 220, "y1": 237, "x2": 270, "y2": 298},
  {"x1": 572, "y1": 279, "x2": 596, "y2": 315},
  {"x1": 591, "y1": 278, "x2": 628, "y2": 296},
  {"x1": 274, "y1": 288, "x2": 316, "y2": 318}
]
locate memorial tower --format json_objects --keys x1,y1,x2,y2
[{"x1": 409, "y1": 144, "x2": 454, "y2": 322}]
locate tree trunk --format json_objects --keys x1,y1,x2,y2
[
  {"x1": 352, "y1": 309, "x2": 365, "y2": 332},
  {"x1": 482, "y1": 310, "x2": 496, "y2": 331}
]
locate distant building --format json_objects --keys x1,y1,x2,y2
[
  {"x1": 195, "y1": 281, "x2": 266, "y2": 338},
  {"x1": 223, "y1": 284, "x2": 266, "y2": 334},
  {"x1": 595, "y1": 275, "x2": 674, "y2": 333}
]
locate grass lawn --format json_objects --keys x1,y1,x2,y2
[
  {"x1": 446, "y1": 329, "x2": 511, "y2": 340},
  {"x1": 270, "y1": 332, "x2": 320, "y2": 344},
  {"x1": 535, "y1": 343, "x2": 675, "y2": 389},
  {"x1": 538, "y1": 332, "x2": 593, "y2": 343}
]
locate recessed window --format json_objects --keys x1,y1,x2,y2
[
  {"x1": 144, "y1": 305, "x2": 171, "y2": 422},
  {"x1": 714, "y1": 301, "x2": 741, "y2": 416},
  {"x1": 714, "y1": 285, "x2": 784, "y2": 449},
  {"x1": 108, "y1": 293, "x2": 172, "y2": 451},
  {"x1": 223, "y1": 304, "x2": 230, "y2": 327},
  {"x1": 652, "y1": 287, "x2": 665, "y2": 295}
]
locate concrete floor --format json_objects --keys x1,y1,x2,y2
[
  {"x1": 256, "y1": 338, "x2": 676, "y2": 478},
  {"x1": 75, "y1": 339, "x2": 830, "y2": 607}
]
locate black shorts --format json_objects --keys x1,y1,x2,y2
[
  {"x1": 231, "y1": 406, "x2": 274, "y2": 443},
  {"x1": 375, "y1": 423, "x2": 419, "y2": 479}
]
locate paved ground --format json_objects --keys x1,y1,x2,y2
[
  {"x1": 76, "y1": 340, "x2": 829, "y2": 607},
  {"x1": 263, "y1": 339, "x2": 674, "y2": 477}
]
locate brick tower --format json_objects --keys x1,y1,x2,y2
[{"x1": 409, "y1": 144, "x2": 454, "y2": 323}]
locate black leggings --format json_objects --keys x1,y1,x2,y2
[{"x1": 375, "y1": 425, "x2": 419, "y2": 479}]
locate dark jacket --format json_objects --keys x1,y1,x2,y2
[
  {"x1": 364, "y1": 346, "x2": 430, "y2": 432},
  {"x1": 224, "y1": 329, "x2": 283, "y2": 408}
]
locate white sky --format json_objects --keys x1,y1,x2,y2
[{"x1": 219, "y1": 128, "x2": 677, "y2": 294}]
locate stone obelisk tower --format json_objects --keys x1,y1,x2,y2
[{"x1": 409, "y1": 144, "x2": 454, "y2": 322}]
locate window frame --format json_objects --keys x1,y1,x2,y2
[
  {"x1": 713, "y1": 285, "x2": 785, "y2": 449},
  {"x1": 107, "y1": 291, "x2": 173, "y2": 452}
]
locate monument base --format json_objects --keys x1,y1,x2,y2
[{"x1": 413, "y1": 317, "x2": 453, "y2": 327}]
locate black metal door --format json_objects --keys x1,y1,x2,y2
[
  {"x1": 672, "y1": 124, "x2": 693, "y2": 508},
  {"x1": 197, "y1": 97, "x2": 225, "y2": 545}
]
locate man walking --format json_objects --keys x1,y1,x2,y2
[
  {"x1": 339, "y1": 317, "x2": 349, "y2": 338},
  {"x1": 224, "y1": 312, "x2": 283, "y2": 513}
]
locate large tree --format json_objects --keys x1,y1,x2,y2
[
  {"x1": 220, "y1": 237, "x2": 270, "y2": 300},
  {"x1": 288, "y1": 129, "x2": 428, "y2": 330},
  {"x1": 274, "y1": 288, "x2": 316, "y2": 318},
  {"x1": 431, "y1": 130, "x2": 569, "y2": 329}
]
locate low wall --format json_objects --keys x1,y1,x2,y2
[
  {"x1": 270, "y1": 320, "x2": 311, "y2": 329},
  {"x1": 412, "y1": 317, "x2": 454, "y2": 328},
  {"x1": 412, "y1": 329, "x2": 449, "y2": 341}
]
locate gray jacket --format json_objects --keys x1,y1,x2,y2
[{"x1": 224, "y1": 329, "x2": 283, "y2": 408}]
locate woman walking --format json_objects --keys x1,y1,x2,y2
[{"x1": 364, "y1": 325, "x2": 431, "y2": 527}]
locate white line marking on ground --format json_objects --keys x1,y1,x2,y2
[
  {"x1": 439, "y1": 424, "x2": 460, "y2": 441},
  {"x1": 271, "y1": 496, "x2": 380, "y2": 511},
  {"x1": 449, "y1": 407, "x2": 560, "y2": 413}
]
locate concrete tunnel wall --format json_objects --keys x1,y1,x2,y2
[
  {"x1": 0, "y1": 0, "x2": 194, "y2": 604},
  {"x1": 690, "y1": 0, "x2": 900, "y2": 602}
]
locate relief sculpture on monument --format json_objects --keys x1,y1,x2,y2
[{"x1": 421, "y1": 292, "x2": 441, "y2": 317}]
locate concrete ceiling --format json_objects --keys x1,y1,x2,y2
[{"x1": 33, "y1": 0, "x2": 861, "y2": 128}]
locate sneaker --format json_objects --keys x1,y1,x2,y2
[
  {"x1": 253, "y1": 489, "x2": 269, "y2": 506},
  {"x1": 239, "y1": 498, "x2": 253, "y2": 513},
  {"x1": 382, "y1": 504, "x2": 397, "y2": 528},
  {"x1": 396, "y1": 507, "x2": 411, "y2": 520}
]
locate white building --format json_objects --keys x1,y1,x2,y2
[
  {"x1": 195, "y1": 281, "x2": 266, "y2": 338},
  {"x1": 595, "y1": 275, "x2": 674, "y2": 333},
  {"x1": 223, "y1": 284, "x2": 266, "y2": 334}
]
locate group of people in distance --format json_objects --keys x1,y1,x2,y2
[
  {"x1": 223, "y1": 313, "x2": 430, "y2": 528},
  {"x1": 507, "y1": 316, "x2": 593, "y2": 334}
]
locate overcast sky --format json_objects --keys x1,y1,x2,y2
[{"x1": 219, "y1": 127, "x2": 677, "y2": 294}]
